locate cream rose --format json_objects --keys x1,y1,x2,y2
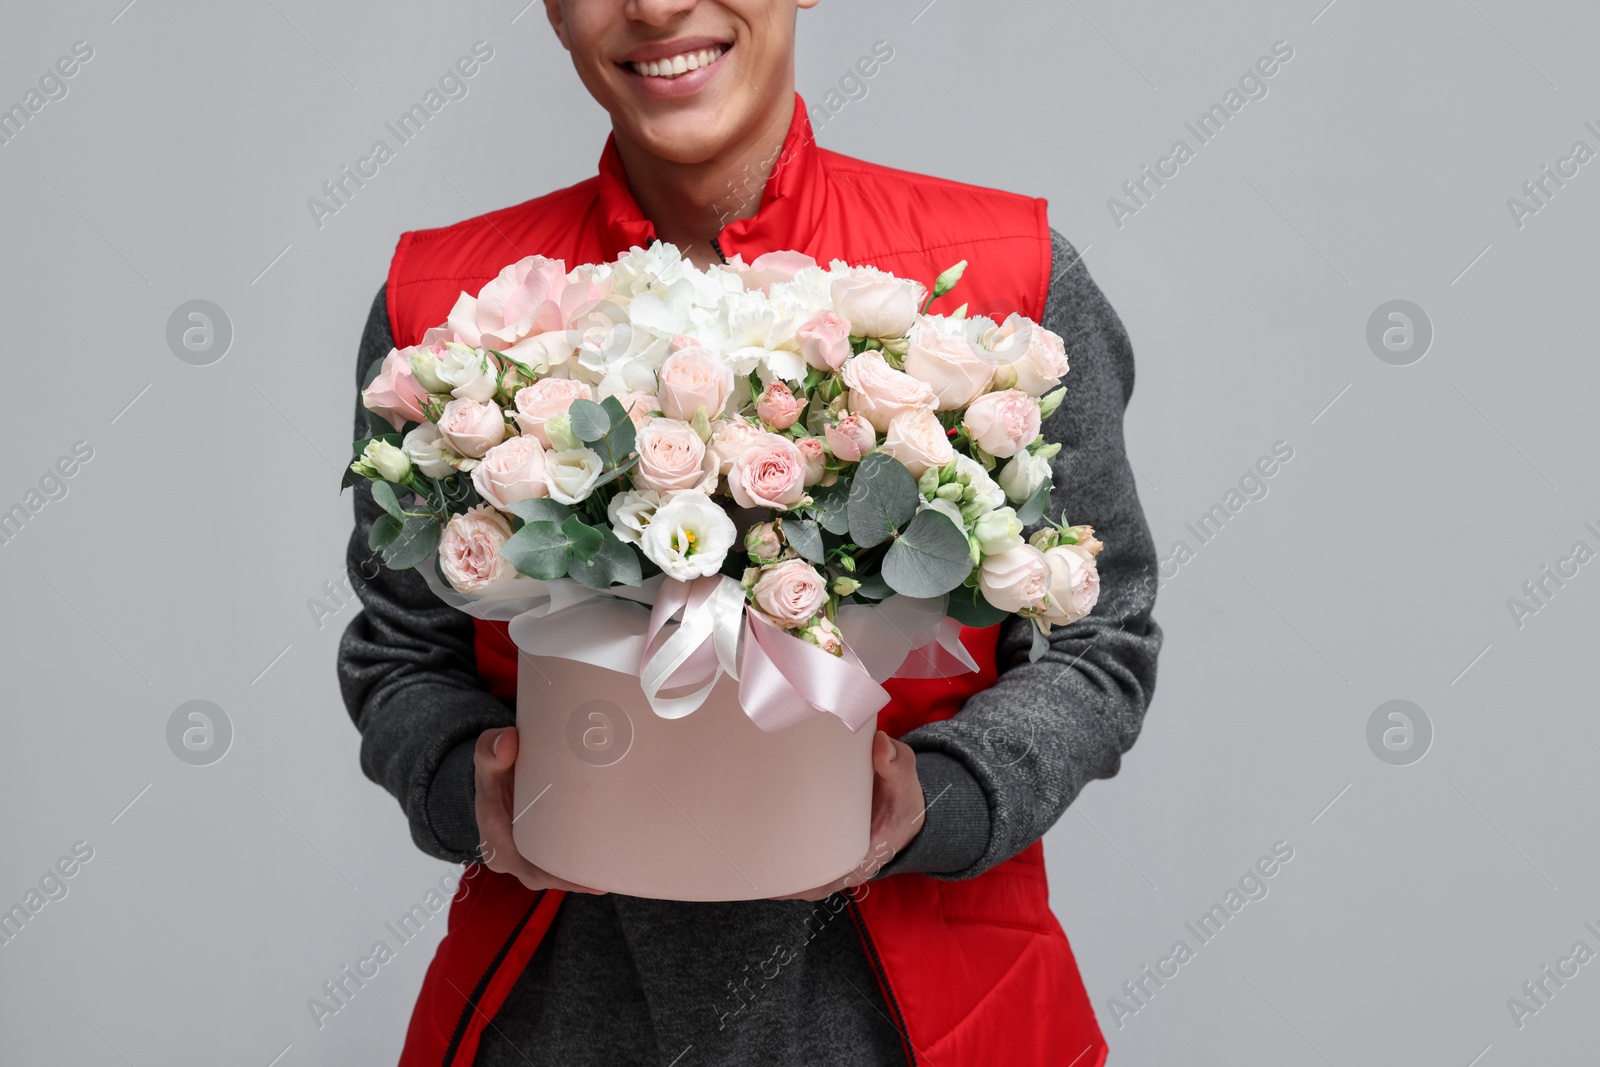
[
  {"x1": 709, "y1": 416, "x2": 764, "y2": 476},
  {"x1": 880, "y1": 409, "x2": 955, "y2": 479},
  {"x1": 439, "y1": 505, "x2": 514, "y2": 594},
  {"x1": 729, "y1": 434, "x2": 809, "y2": 510},
  {"x1": 824, "y1": 414, "x2": 876, "y2": 463},
  {"x1": 635, "y1": 418, "x2": 716, "y2": 494},
  {"x1": 961, "y1": 389, "x2": 1040, "y2": 458},
  {"x1": 640, "y1": 490, "x2": 738, "y2": 580},
  {"x1": 470, "y1": 435, "x2": 548, "y2": 511},
  {"x1": 543, "y1": 447, "x2": 604, "y2": 505},
  {"x1": 987, "y1": 314, "x2": 1069, "y2": 397},
  {"x1": 607, "y1": 489, "x2": 663, "y2": 546},
  {"x1": 977, "y1": 544, "x2": 1050, "y2": 613},
  {"x1": 1040, "y1": 544, "x2": 1100, "y2": 627},
  {"x1": 838, "y1": 352, "x2": 936, "y2": 432},
  {"x1": 903, "y1": 320, "x2": 995, "y2": 410},
  {"x1": 750, "y1": 559, "x2": 828, "y2": 628},
  {"x1": 436, "y1": 398, "x2": 507, "y2": 458},
  {"x1": 512, "y1": 377, "x2": 593, "y2": 448},
  {"x1": 797, "y1": 311, "x2": 852, "y2": 371},
  {"x1": 615, "y1": 390, "x2": 662, "y2": 430},
  {"x1": 829, "y1": 266, "x2": 925, "y2": 339},
  {"x1": 657, "y1": 342, "x2": 735, "y2": 422}
]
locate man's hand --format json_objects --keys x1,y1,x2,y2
[
  {"x1": 772, "y1": 730, "x2": 925, "y2": 902},
  {"x1": 473, "y1": 727, "x2": 607, "y2": 894}
]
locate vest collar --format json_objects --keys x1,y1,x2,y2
[{"x1": 594, "y1": 93, "x2": 826, "y2": 262}]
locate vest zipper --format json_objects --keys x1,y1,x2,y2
[
  {"x1": 709, "y1": 236, "x2": 728, "y2": 263},
  {"x1": 439, "y1": 890, "x2": 545, "y2": 1067},
  {"x1": 845, "y1": 894, "x2": 917, "y2": 1066}
]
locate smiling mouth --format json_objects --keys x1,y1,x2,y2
[{"x1": 623, "y1": 44, "x2": 730, "y2": 80}]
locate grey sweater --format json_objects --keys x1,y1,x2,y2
[{"x1": 338, "y1": 229, "x2": 1162, "y2": 1065}]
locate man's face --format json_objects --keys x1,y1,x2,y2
[{"x1": 547, "y1": 0, "x2": 815, "y2": 165}]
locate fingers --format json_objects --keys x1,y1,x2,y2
[{"x1": 471, "y1": 727, "x2": 607, "y2": 895}]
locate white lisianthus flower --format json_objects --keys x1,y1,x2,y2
[
  {"x1": 920, "y1": 496, "x2": 967, "y2": 531},
  {"x1": 997, "y1": 450, "x2": 1052, "y2": 504},
  {"x1": 953, "y1": 455, "x2": 1005, "y2": 519},
  {"x1": 362, "y1": 439, "x2": 411, "y2": 483},
  {"x1": 436, "y1": 342, "x2": 499, "y2": 402},
  {"x1": 640, "y1": 490, "x2": 738, "y2": 580},
  {"x1": 607, "y1": 489, "x2": 664, "y2": 546},
  {"x1": 542, "y1": 447, "x2": 604, "y2": 505},
  {"x1": 401, "y1": 424, "x2": 457, "y2": 478},
  {"x1": 972, "y1": 506, "x2": 1024, "y2": 556}
]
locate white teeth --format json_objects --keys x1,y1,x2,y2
[{"x1": 629, "y1": 46, "x2": 725, "y2": 79}]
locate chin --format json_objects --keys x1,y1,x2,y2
[{"x1": 624, "y1": 110, "x2": 749, "y2": 166}]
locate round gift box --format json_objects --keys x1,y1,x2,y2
[{"x1": 510, "y1": 649, "x2": 876, "y2": 901}]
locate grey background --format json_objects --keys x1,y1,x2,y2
[{"x1": 2, "y1": 0, "x2": 1595, "y2": 1064}]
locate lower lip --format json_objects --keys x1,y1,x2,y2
[{"x1": 619, "y1": 49, "x2": 730, "y2": 98}]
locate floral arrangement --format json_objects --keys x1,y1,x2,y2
[{"x1": 350, "y1": 244, "x2": 1101, "y2": 661}]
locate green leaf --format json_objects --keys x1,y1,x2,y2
[
  {"x1": 847, "y1": 452, "x2": 919, "y2": 548},
  {"x1": 568, "y1": 530, "x2": 644, "y2": 589},
  {"x1": 370, "y1": 481, "x2": 404, "y2": 521},
  {"x1": 506, "y1": 498, "x2": 572, "y2": 526},
  {"x1": 1016, "y1": 479, "x2": 1052, "y2": 526},
  {"x1": 383, "y1": 514, "x2": 441, "y2": 570},
  {"x1": 854, "y1": 571, "x2": 893, "y2": 601},
  {"x1": 1028, "y1": 624, "x2": 1050, "y2": 663},
  {"x1": 368, "y1": 513, "x2": 402, "y2": 553},
  {"x1": 593, "y1": 455, "x2": 640, "y2": 488},
  {"x1": 783, "y1": 518, "x2": 824, "y2": 563},
  {"x1": 568, "y1": 399, "x2": 612, "y2": 443},
  {"x1": 600, "y1": 395, "x2": 629, "y2": 427},
  {"x1": 364, "y1": 408, "x2": 399, "y2": 438},
  {"x1": 341, "y1": 463, "x2": 366, "y2": 491},
  {"x1": 562, "y1": 514, "x2": 605, "y2": 563},
  {"x1": 881, "y1": 510, "x2": 972, "y2": 598},
  {"x1": 808, "y1": 481, "x2": 851, "y2": 535},
  {"x1": 501, "y1": 520, "x2": 572, "y2": 580},
  {"x1": 601, "y1": 415, "x2": 636, "y2": 468},
  {"x1": 946, "y1": 585, "x2": 1010, "y2": 628}
]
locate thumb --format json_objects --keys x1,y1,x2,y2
[
  {"x1": 873, "y1": 730, "x2": 907, "y2": 777},
  {"x1": 490, "y1": 726, "x2": 519, "y2": 769}
]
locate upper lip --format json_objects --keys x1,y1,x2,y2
[{"x1": 616, "y1": 36, "x2": 731, "y2": 64}]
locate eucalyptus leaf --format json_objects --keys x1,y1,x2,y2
[
  {"x1": 600, "y1": 415, "x2": 637, "y2": 469},
  {"x1": 562, "y1": 514, "x2": 605, "y2": 563},
  {"x1": 568, "y1": 530, "x2": 644, "y2": 589},
  {"x1": 506, "y1": 498, "x2": 572, "y2": 525},
  {"x1": 945, "y1": 584, "x2": 1010, "y2": 628},
  {"x1": 881, "y1": 510, "x2": 972, "y2": 598},
  {"x1": 368, "y1": 513, "x2": 402, "y2": 553},
  {"x1": 847, "y1": 452, "x2": 919, "y2": 548},
  {"x1": 501, "y1": 520, "x2": 572, "y2": 580},
  {"x1": 854, "y1": 570, "x2": 893, "y2": 601},
  {"x1": 1028, "y1": 624, "x2": 1050, "y2": 663},
  {"x1": 383, "y1": 513, "x2": 441, "y2": 570},
  {"x1": 783, "y1": 518, "x2": 824, "y2": 563},
  {"x1": 593, "y1": 455, "x2": 641, "y2": 488},
  {"x1": 808, "y1": 481, "x2": 851, "y2": 535},
  {"x1": 1016, "y1": 478, "x2": 1052, "y2": 526},
  {"x1": 370, "y1": 481, "x2": 404, "y2": 521},
  {"x1": 568, "y1": 399, "x2": 612, "y2": 443}
]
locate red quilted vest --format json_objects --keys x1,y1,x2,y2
[{"x1": 387, "y1": 95, "x2": 1107, "y2": 1067}]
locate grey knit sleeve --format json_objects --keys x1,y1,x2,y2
[
  {"x1": 337, "y1": 286, "x2": 513, "y2": 864},
  {"x1": 874, "y1": 229, "x2": 1163, "y2": 881}
]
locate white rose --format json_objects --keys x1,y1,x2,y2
[
  {"x1": 986, "y1": 314, "x2": 1069, "y2": 397},
  {"x1": 1040, "y1": 544, "x2": 1100, "y2": 627},
  {"x1": 436, "y1": 342, "x2": 500, "y2": 402},
  {"x1": 402, "y1": 423, "x2": 457, "y2": 478},
  {"x1": 977, "y1": 544, "x2": 1050, "y2": 613},
  {"x1": 436, "y1": 397, "x2": 507, "y2": 459},
  {"x1": 902, "y1": 317, "x2": 995, "y2": 410},
  {"x1": 997, "y1": 450, "x2": 1052, "y2": 504},
  {"x1": 470, "y1": 434, "x2": 548, "y2": 511},
  {"x1": 828, "y1": 264, "x2": 926, "y2": 339},
  {"x1": 880, "y1": 409, "x2": 955, "y2": 478},
  {"x1": 607, "y1": 489, "x2": 664, "y2": 546},
  {"x1": 640, "y1": 490, "x2": 738, "y2": 580},
  {"x1": 543, "y1": 447, "x2": 604, "y2": 505}
]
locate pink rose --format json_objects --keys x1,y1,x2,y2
[
  {"x1": 657, "y1": 342, "x2": 734, "y2": 422},
  {"x1": 829, "y1": 268, "x2": 926, "y2": 339},
  {"x1": 977, "y1": 545, "x2": 1050, "y2": 613},
  {"x1": 470, "y1": 435, "x2": 548, "y2": 511},
  {"x1": 961, "y1": 389, "x2": 1040, "y2": 458},
  {"x1": 750, "y1": 559, "x2": 828, "y2": 628},
  {"x1": 756, "y1": 382, "x2": 807, "y2": 431},
  {"x1": 987, "y1": 314, "x2": 1068, "y2": 397},
  {"x1": 797, "y1": 311, "x2": 852, "y2": 371},
  {"x1": 634, "y1": 418, "x2": 716, "y2": 493},
  {"x1": 838, "y1": 352, "x2": 936, "y2": 433},
  {"x1": 1040, "y1": 543, "x2": 1100, "y2": 627},
  {"x1": 824, "y1": 415, "x2": 876, "y2": 463},
  {"x1": 729, "y1": 433, "x2": 808, "y2": 510},
  {"x1": 903, "y1": 321, "x2": 995, "y2": 410},
  {"x1": 472, "y1": 255, "x2": 569, "y2": 348},
  {"x1": 615, "y1": 391, "x2": 662, "y2": 430},
  {"x1": 436, "y1": 398, "x2": 507, "y2": 458},
  {"x1": 439, "y1": 505, "x2": 515, "y2": 594},
  {"x1": 709, "y1": 416, "x2": 763, "y2": 475},
  {"x1": 512, "y1": 377, "x2": 592, "y2": 448},
  {"x1": 800, "y1": 616, "x2": 845, "y2": 656},
  {"x1": 795, "y1": 435, "x2": 829, "y2": 486},
  {"x1": 732, "y1": 250, "x2": 818, "y2": 294},
  {"x1": 880, "y1": 409, "x2": 955, "y2": 478},
  {"x1": 363, "y1": 350, "x2": 430, "y2": 431}
]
